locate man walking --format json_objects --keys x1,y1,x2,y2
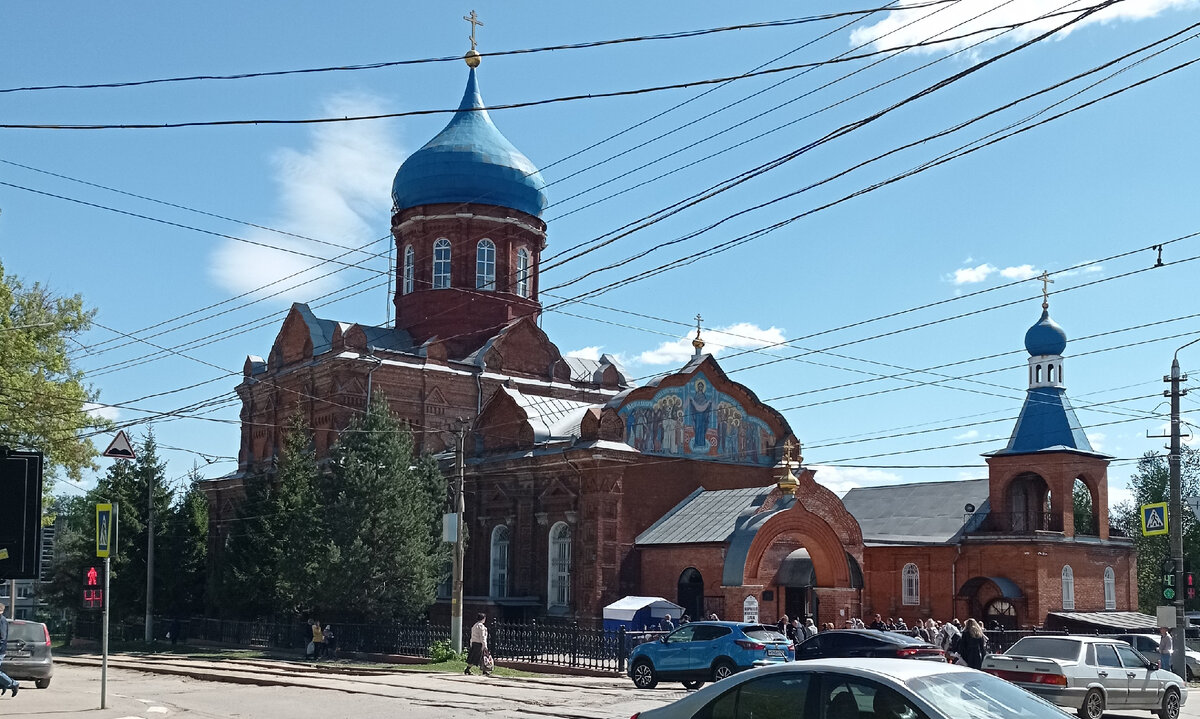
[{"x1": 0, "y1": 603, "x2": 18, "y2": 697}]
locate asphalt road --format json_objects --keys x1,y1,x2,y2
[{"x1": 4, "y1": 658, "x2": 1197, "y2": 719}]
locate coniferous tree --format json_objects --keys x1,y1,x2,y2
[
  {"x1": 319, "y1": 392, "x2": 448, "y2": 621},
  {"x1": 272, "y1": 413, "x2": 323, "y2": 615},
  {"x1": 160, "y1": 467, "x2": 209, "y2": 618},
  {"x1": 219, "y1": 469, "x2": 281, "y2": 618}
]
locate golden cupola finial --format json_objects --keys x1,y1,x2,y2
[
  {"x1": 776, "y1": 439, "x2": 801, "y2": 496},
  {"x1": 692, "y1": 313, "x2": 705, "y2": 356},
  {"x1": 464, "y1": 10, "x2": 484, "y2": 67}
]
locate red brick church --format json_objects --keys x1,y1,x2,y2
[{"x1": 202, "y1": 56, "x2": 1135, "y2": 629}]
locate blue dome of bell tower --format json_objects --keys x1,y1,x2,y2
[
  {"x1": 1024, "y1": 309, "x2": 1067, "y2": 356},
  {"x1": 391, "y1": 68, "x2": 548, "y2": 218}
]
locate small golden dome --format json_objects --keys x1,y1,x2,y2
[{"x1": 464, "y1": 49, "x2": 481, "y2": 68}]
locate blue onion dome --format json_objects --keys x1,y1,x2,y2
[
  {"x1": 1024, "y1": 309, "x2": 1067, "y2": 356},
  {"x1": 391, "y1": 68, "x2": 548, "y2": 218}
]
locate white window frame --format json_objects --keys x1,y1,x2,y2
[
  {"x1": 476, "y1": 239, "x2": 496, "y2": 290},
  {"x1": 516, "y1": 247, "x2": 531, "y2": 298},
  {"x1": 402, "y1": 245, "x2": 414, "y2": 294},
  {"x1": 432, "y1": 238, "x2": 451, "y2": 289},
  {"x1": 490, "y1": 525, "x2": 510, "y2": 598},
  {"x1": 902, "y1": 563, "x2": 919, "y2": 606},
  {"x1": 548, "y1": 521, "x2": 572, "y2": 609},
  {"x1": 1062, "y1": 565, "x2": 1075, "y2": 610},
  {"x1": 1104, "y1": 566, "x2": 1116, "y2": 610}
]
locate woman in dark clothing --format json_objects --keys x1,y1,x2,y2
[{"x1": 959, "y1": 618, "x2": 988, "y2": 669}]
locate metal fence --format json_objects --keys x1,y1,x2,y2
[{"x1": 73, "y1": 616, "x2": 652, "y2": 673}]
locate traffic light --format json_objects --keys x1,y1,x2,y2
[
  {"x1": 1188, "y1": 573, "x2": 1196, "y2": 601},
  {"x1": 1162, "y1": 559, "x2": 1177, "y2": 601},
  {"x1": 82, "y1": 563, "x2": 106, "y2": 610}
]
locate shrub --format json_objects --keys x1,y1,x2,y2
[{"x1": 428, "y1": 639, "x2": 464, "y2": 663}]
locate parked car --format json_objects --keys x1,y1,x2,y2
[
  {"x1": 627, "y1": 621, "x2": 792, "y2": 690},
  {"x1": 1114, "y1": 633, "x2": 1200, "y2": 681},
  {"x1": 794, "y1": 629, "x2": 946, "y2": 662},
  {"x1": 628, "y1": 657, "x2": 1074, "y2": 719},
  {"x1": 982, "y1": 635, "x2": 1185, "y2": 719},
  {"x1": 0, "y1": 619, "x2": 54, "y2": 688}
]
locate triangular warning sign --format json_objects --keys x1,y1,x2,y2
[
  {"x1": 1146, "y1": 509, "x2": 1165, "y2": 530},
  {"x1": 103, "y1": 430, "x2": 136, "y2": 460}
]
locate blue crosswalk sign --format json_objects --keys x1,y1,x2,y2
[{"x1": 1141, "y1": 502, "x2": 1168, "y2": 536}]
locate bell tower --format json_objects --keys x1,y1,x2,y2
[{"x1": 389, "y1": 44, "x2": 549, "y2": 356}]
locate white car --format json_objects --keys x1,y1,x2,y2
[
  {"x1": 983, "y1": 635, "x2": 1186, "y2": 719},
  {"x1": 1114, "y1": 633, "x2": 1200, "y2": 681},
  {"x1": 629, "y1": 657, "x2": 1074, "y2": 719}
]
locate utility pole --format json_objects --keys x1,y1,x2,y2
[
  {"x1": 1161, "y1": 338, "x2": 1197, "y2": 677},
  {"x1": 144, "y1": 470, "x2": 155, "y2": 643},
  {"x1": 450, "y1": 419, "x2": 467, "y2": 653}
]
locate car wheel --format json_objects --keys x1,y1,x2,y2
[
  {"x1": 682, "y1": 679, "x2": 705, "y2": 690},
  {"x1": 631, "y1": 660, "x2": 658, "y2": 690},
  {"x1": 1078, "y1": 688, "x2": 1104, "y2": 719},
  {"x1": 712, "y1": 659, "x2": 736, "y2": 682},
  {"x1": 1158, "y1": 688, "x2": 1181, "y2": 719},
  {"x1": 35, "y1": 679, "x2": 50, "y2": 689}
]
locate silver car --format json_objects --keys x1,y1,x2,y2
[
  {"x1": 1114, "y1": 633, "x2": 1200, "y2": 682},
  {"x1": 0, "y1": 619, "x2": 54, "y2": 688},
  {"x1": 983, "y1": 635, "x2": 1185, "y2": 719},
  {"x1": 630, "y1": 658, "x2": 1074, "y2": 719}
]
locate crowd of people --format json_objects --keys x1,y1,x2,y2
[{"x1": 766, "y1": 612, "x2": 992, "y2": 669}]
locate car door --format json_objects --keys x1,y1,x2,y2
[
  {"x1": 1091, "y1": 642, "x2": 1127, "y2": 707},
  {"x1": 1114, "y1": 643, "x2": 1158, "y2": 708},
  {"x1": 656, "y1": 625, "x2": 698, "y2": 674},
  {"x1": 691, "y1": 668, "x2": 816, "y2": 719},
  {"x1": 691, "y1": 625, "x2": 732, "y2": 671}
]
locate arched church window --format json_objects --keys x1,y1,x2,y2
[
  {"x1": 1104, "y1": 566, "x2": 1116, "y2": 610},
  {"x1": 490, "y1": 525, "x2": 509, "y2": 598},
  {"x1": 516, "y1": 248, "x2": 531, "y2": 298},
  {"x1": 1061, "y1": 565, "x2": 1075, "y2": 610},
  {"x1": 476, "y1": 239, "x2": 496, "y2": 291},
  {"x1": 432, "y1": 239, "x2": 452, "y2": 289},
  {"x1": 548, "y1": 522, "x2": 572, "y2": 609},
  {"x1": 902, "y1": 563, "x2": 919, "y2": 606},
  {"x1": 1035, "y1": 364, "x2": 1043, "y2": 383},
  {"x1": 402, "y1": 245, "x2": 414, "y2": 294},
  {"x1": 1048, "y1": 364, "x2": 1055, "y2": 383}
]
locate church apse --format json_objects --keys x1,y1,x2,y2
[{"x1": 617, "y1": 372, "x2": 776, "y2": 466}]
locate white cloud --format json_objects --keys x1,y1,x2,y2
[
  {"x1": 84, "y1": 403, "x2": 121, "y2": 422},
  {"x1": 565, "y1": 346, "x2": 602, "y2": 361},
  {"x1": 812, "y1": 465, "x2": 903, "y2": 496},
  {"x1": 1058, "y1": 262, "x2": 1105, "y2": 277},
  {"x1": 999, "y1": 264, "x2": 1039, "y2": 280},
  {"x1": 953, "y1": 263, "x2": 996, "y2": 284},
  {"x1": 210, "y1": 93, "x2": 403, "y2": 301},
  {"x1": 849, "y1": 1, "x2": 1198, "y2": 55},
  {"x1": 1089, "y1": 432, "x2": 1106, "y2": 452},
  {"x1": 1107, "y1": 484, "x2": 1134, "y2": 511},
  {"x1": 635, "y1": 322, "x2": 787, "y2": 366},
  {"x1": 954, "y1": 429, "x2": 980, "y2": 440}
]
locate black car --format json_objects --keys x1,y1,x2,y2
[{"x1": 795, "y1": 629, "x2": 945, "y2": 662}]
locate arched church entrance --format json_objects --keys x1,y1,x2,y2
[
  {"x1": 778, "y1": 549, "x2": 817, "y2": 624},
  {"x1": 1008, "y1": 472, "x2": 1053, "y2": 532},
  {"x1": 677, "y1": 567, "x2": 704, "y2": 622},
  {"x1": 957, "y1": 576, "x2": 1024, "y2": 628},
  {"x1": 985, "y1": 598, "x2": 1018, "y2": 630}
]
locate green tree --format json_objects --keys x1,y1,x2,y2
[
  {"x1": 218, "y1": 469, "x2": 281, "y2": 618},
  {"x1": 159, "y1": 467, "x2": 209, "y2": 618},
  {"x1": 0, "y1": 261, "x2": 107, "y2": 500},
  {"x1": 318, "y1": 392, "x2": 448, "y2": 621},
  {"x1": 1112, "y1": 448, "x2": 1200, "y2": 613},
  {"x1": 1073, "y1": 479, "x2": 1094, "y2": 534}
]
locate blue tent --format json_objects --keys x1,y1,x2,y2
[{"x1": 603, "y1": 596, "x2": 684, "y2": 633}]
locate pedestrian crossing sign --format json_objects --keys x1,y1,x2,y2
[{"x1": 1141, "y1": 502, "x2": 1168, "y2": 536}]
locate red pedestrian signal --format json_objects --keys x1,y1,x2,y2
[
  {"x1": 82, "y1": 564, "x2": 106, "y2": 610},
  {"x1": 1188, "y1": 572, "x2": 1196, "y2": 600}
]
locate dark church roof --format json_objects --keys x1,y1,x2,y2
[
  {"x1": 841, "y1": 478, "x2": 990, "y2": 545},
  {"x1": 989, "y1": 386, "x2": 1102, "y2": 457}
]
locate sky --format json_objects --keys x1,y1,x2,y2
[{"x1": 1, "y1": 1, "x2": 1198, "y2": 509}]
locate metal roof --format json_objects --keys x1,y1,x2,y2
[
  {"x1": 391, "y1": 68, "x2": 547, "y2": 217},
  {"x1": 841, "y1": 479, "x2": 990, "y2": 544},
  {"x1": 1046, "y1": 611, "x2": 1159, "y2": 632},
  {"x1": 636, "y1": 486, "x2": 768, "y2": 545},
  {"x1": 501, "y1": 388, "x2": 596, "y2": 442},
  {"x1": 991, "y1": 386, "x2": 1097, "y2": 456}
]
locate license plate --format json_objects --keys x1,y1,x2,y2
[
  {"x1": 766, "y1": 649, "x2": 785, "y2": 657},
  {"x1": 9, "y1": 651, "x2": 31, "y2": 658}
]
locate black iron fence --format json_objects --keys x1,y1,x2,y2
[{"x1": 73, "y1": 616, "x2": 657, "y2": 673}]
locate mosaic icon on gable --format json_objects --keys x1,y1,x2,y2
[{"x1": 617, "y1": 372, "x2": 775, "y2": 466}]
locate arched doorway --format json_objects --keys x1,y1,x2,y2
[
  {"x1": 778, "y1": 549, "x2": 816, "y2": 624},
  {"x1": 957, "y1": 576, "x2": 1024, "y2": 627},
  {"x1": 985, "y1": 599, "x2": 1018, "y2": 630},
  {"x1": 677, "y1": 568, "x2": 704, "y2": 622},
  {"x1": 1008, "y1": 473, "x2": 1051, "y2": 532}
]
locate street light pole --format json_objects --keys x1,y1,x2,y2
[
  {"x1": 1166, "y1": 336, "x2": 1197, "y2": 677},
  {"x1": 450, "y1": 419, "x2": 467, "y2": 653}
]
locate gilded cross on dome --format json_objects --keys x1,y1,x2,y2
[
  {"x1": 692, "y1": 313, "x2": 705, "y2": 355},
  {"x1": 777, "y1": 439, "x2": 800, "y2": 496},
  {"x1": 1038, "y1": 270, "x2": 1054, "y2": 309},
  {"x1": 464, "y1": 10, "x2": 484, "y2": 51}
]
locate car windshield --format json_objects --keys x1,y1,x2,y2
[
  {"x1": 7, "y1": 622, "x2": 45, "y2": 642},
  {"x1": 743, "y1": 626, "x2": 788, "y2": 642},
  {"x1": 908, "y1": 671, "x2": 1068, "y2": 719},
  {"x1": 1006, "y1": 637, "x2": 1081, "y2": 662}
]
